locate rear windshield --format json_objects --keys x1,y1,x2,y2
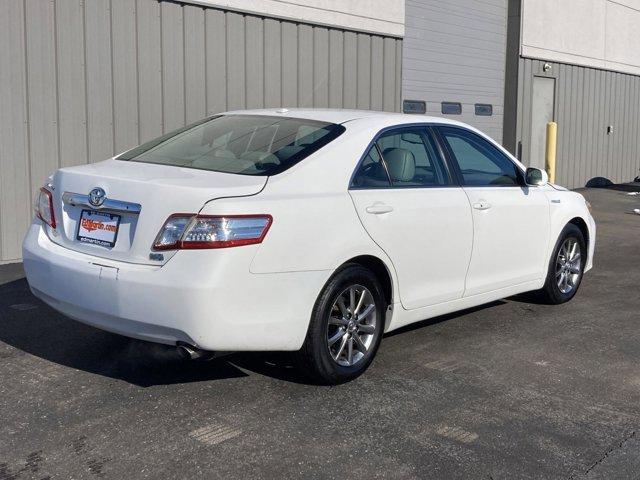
[{"x1": 117, "y1": 114, "x2": 345, "y2": 176}]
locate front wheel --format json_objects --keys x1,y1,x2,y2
[
  {"x1": 539, "y1": 224, "x2": 586, "y2": 304},
  {"x1": 295, "y1": 264, "x2": 386, "y2": 385}
]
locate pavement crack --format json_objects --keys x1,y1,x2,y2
[{"x1": 578, "y1": 430, "x2": 637, "y2": 478}]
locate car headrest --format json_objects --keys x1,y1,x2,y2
[
  {"x1": 295, "y1": 126, "x2": 318, "y2": 146},
  {"x1": 240, "y1": 151, "x2": 280, "y2": 165},
  {"x1": 212, "y1": 148, "x2": 237, "y2": 159},
  {"x1": 383, "y1": 148, "x2": 415, "y2": 182}
]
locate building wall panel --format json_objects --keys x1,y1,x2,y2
[
  {"x1": 136, "y1": 0, "x2": 163, "y2": 142},
  {"x1": 515, "y1": 58, "x2": 640, "y2": 188},
  {"x1": 356, "y1": 34, "x2": 371, "y2": 110},
  {"x1": 313, "y1": 27, "x2": 329, "y2": 108},
  {"x1": 0, "y1": 0, "x2": 401, "y2": 263},
  {"x1": 382, "y1": 38, "x2": 397, "y2": 112},
  {"x1": 85, "y1": 0, "x2": 114, "y2": 163},
  {"x1": 112, "y1": 0, "x2": 140, "y2": 152},
  {"x1": 184, "y1": 6, "x2": 207, "y2": 123},
  {"x1": 245, "y1": 15, "x2": 265, "y2": 109},
  {"x1": 205, "y1": 8, "x2": 227, "y2": 116},
  {"x1": 25, "y1": 0, "x2": 59, "y2": 196},
  {"x1": 161, "y1": 2, "x2": 186, "y2": 131},
  {"x1": 328, "y1": 30, "x2": 344, "y2": 108},
  {"x1": 280, "y1": 21, "x2": 298, "y2": 107},
  {"x1": 343, "y1": 31, "x2": 358, "y2": 109},
  {"x1": 370, "y1": 36, "x2": 384, "y2": 111},
  {"x1": 297, "y1": 24, "x2": 313, "y2": 108},
  {"x1": 521, "y1": 0, "x2": 640, "y2": 76},
  {"x1": 0, "y1": 0, "x2": 31, "y2": 262},
  {"x1": 176, "y1": 0, "x2": 405, "y2": 37},
  {"x1": 264, "y1": 18, "x2": 282, "y2": 108},
  {"x1": 56, "y1": 0, "x2": 87, "y2": 168}
]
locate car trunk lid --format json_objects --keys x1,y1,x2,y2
[{"x1": 48, "y1": 159, "x2": 266, "y2": 265}]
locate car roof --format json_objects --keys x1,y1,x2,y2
[{"x1": 222, "y1": 108, "x2": 467, "y2": 127}]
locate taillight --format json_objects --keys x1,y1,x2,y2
[
  {"x1": 36, "y1": 187, "x2": 56, "y2": 228},
  {"x1": 153, "y1": 214, "x2": 272, "y2": 250}
]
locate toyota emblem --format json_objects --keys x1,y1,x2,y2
[{"x1": 88, "y1": 187, "x2": 106, "y2": 207}]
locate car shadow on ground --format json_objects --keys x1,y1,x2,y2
[
  {"x1": 0, "y1": 276, "x2": 541, "y2": 388},
  {"x1": 0, "y1": 277, "x2": 323, "y2": 387},
  {"x1": 382, "y1": 300, "x2": 507, "y2": 338}
]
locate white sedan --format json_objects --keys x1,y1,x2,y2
[{"x1": 23, "y1": 109, "x2": 595, "y2": 384}]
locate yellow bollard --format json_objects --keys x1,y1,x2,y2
[{"x1": 545, "y1": 122, "x2": 557, "y2": 183}]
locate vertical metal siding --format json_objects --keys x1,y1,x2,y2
[
  {"x1": 136, "y1": 0, "x2": 163, "y2": 142},
  {"x1": 264, "y1": 18, "x2": 282, "y2": 108},
  {"x1": 0, "y1": 0, "x2": 31, "y2": 262},
  {"x1": 56, "y1": 0, "x2": 87, "y2": 169},
  {"x1": 0, "y1": 0, "x2": 402, "y2": 263},
  {"x1": 112, "y1": 0, "x2": 140, "y2": 152},
  {"x1": 85, "y1": 0, "x2": 114, "y2": 163},
  {"x1": 25, "y1": 0, "x2": 59, "y2": 198},
  {"x1": 516, "y1": 58, "x2": 640, "y2": 188},
  {"x1": 184, "y1": 6, "x2": 206, "y2": 123},
  {"x1": 328, "y1": 30, "x2": 344, "y2": 108},
  {"x1": 403, "y1": 0, "x2": 508, "y2": 143}
]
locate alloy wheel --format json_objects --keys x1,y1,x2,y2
[
  {"x1": 326, "y1": 285, "x2": 377, "y2": 367},
  {"x1": 556, "y1": 237, "x2": 582, "y2": 294}
]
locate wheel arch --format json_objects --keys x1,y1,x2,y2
[
  {"x1": 568, "y1": 216, "x2": 589, "y2": 248},
  {"x1": 337, "y1": 255, "x2": 394, "y2": 309}
]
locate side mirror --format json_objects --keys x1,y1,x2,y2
[{"x1": 525, "y1": 167, "x2": 549, "y2": 186}]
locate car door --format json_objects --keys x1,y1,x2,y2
[
  {"x1": 349, "y1": 126, "x2": 473, "y2": 310},
  {"x1": 435, "y1": 125, "x2": 550, "y2": 297}
]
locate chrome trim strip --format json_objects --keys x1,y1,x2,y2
[{"x1": 62, "y1": 192, "x2": 142, "y2": 214}]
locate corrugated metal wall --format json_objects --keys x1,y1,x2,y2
[
  {"x1": 403, "y1": 0, "x2": 507, "y2": 142},
  {"x1": 515, "y1": 58, "x2": 640, "y2": 188},
  {"x1": 0, "y1": 0, "x2": 402, "y2": 263}
]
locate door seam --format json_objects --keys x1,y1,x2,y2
[{"x1": 460, "y1": 186, "x2": 476, "y2": 299}]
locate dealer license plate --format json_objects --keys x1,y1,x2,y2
[{"x1": 77, "y1": 210, "x2": 121, "y2": 247}]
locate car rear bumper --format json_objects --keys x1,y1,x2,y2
[{"x1": 23, "y1": 224, "x2": 329, "y2": 351}]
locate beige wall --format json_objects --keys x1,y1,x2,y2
[
  {"x1": 183, "y1": 0, "x2": 405, "y2": 36},
  {"x1": 521, "y1": 0, "x2": 640, "y2": 75}
]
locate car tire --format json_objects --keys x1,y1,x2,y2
[
  {"x1": 539, "y1": 223, "x2": 586, "y2": 305},
  {"x1": 295, "y1": 264, "x2": 386, "y2": 385}
]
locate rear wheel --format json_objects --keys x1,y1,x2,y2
[
  {"x1": 295, "y1": 264, "x2": 386, "y2": 385},
  {"x1": 539, "y1": 224, "x2": 586, "y2": 304}
]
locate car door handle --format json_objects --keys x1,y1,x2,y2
[
  {"x1": 472, "y1": 202, "x2": 492, "y2": 211},
  {"x1": 366, "y1": 204, "x2": 394, "y2": 214}
]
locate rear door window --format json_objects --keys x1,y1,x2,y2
[
  {"x1": 376, "y1": 129, "x2": 450, "y2": 187},
  {"x1": 351, "y1": 145, "x2": 391, "y2": 188},
  {"x1": 351, "y1": 127, "x2": 450, "y2": 188}
]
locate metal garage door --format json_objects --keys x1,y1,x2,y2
[{"x1": 402, "y1": 0, "x2": 507, "y2": 143}]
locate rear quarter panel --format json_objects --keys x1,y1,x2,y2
[
  {"x1": 197, "y1": 122, "x2": 400, "y2": 291},
  {"x1": 200, "y1": 190, "x2": 396, "y2": 276}
]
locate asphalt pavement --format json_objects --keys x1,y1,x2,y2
[{"x1": 1, "y1": 185, "x2": 639, "y2": 479}]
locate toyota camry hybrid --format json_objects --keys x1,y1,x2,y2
[{"x1": 23, "y1": 109, "x2": 595, "y2": 384}]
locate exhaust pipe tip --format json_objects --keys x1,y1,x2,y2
[
  {"x1": 176, "y1": 342, "x2": 233, "y2": 361},
  {"x1": 177, "y1": 342, "x2": 209, "y2": 361}
]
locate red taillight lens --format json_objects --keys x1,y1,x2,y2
[
  {"x1": 153, "y1": 214, "x2": 272, "y2": 250},
  {"x1": 36, "y1": 187, "x2": 56, "y2": 228}
]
